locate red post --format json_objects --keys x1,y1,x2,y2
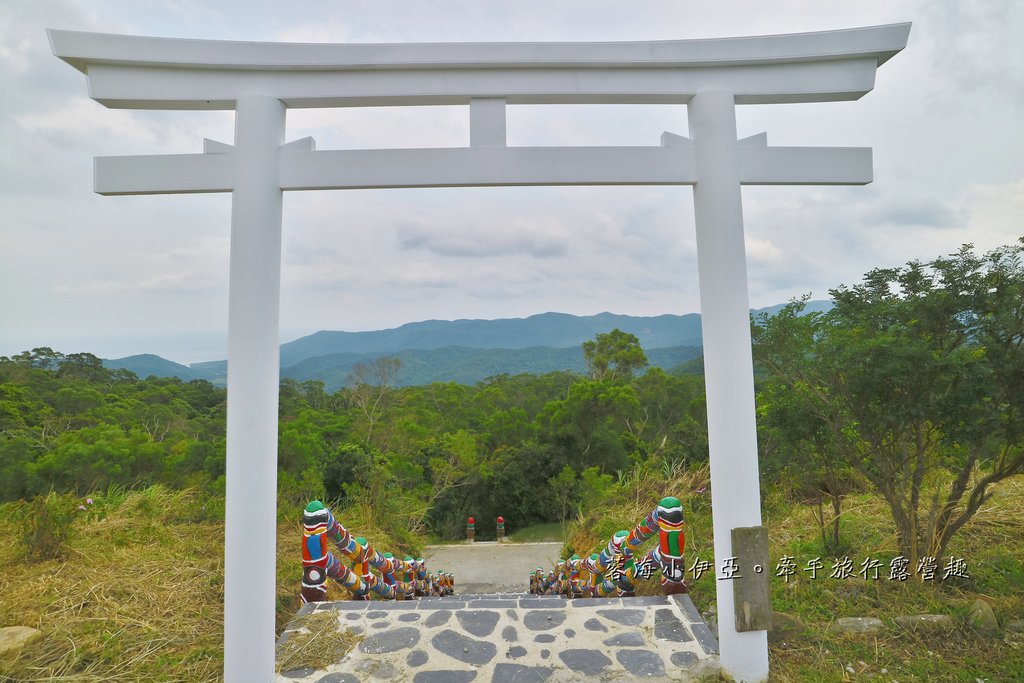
[{"x1": 466, "y1": 516, "x2": 475, "y2": 543}]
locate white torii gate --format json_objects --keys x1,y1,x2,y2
[{"x1": 50, "y1": 23, "x2": 909, "y2": 682}]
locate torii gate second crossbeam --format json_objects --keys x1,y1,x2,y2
[{"x1": 49, "y1": 23, "x2": 910, "y2": 683}]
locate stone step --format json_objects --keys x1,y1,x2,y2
[{"x1": 277, "y1": 593, "x2": 720, "y2": 682}]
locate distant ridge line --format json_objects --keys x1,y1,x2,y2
[{"x1": 100, "y1": 302, "x2": 832, "y2": 387}]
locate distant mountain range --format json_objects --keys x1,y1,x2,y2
[
  {"x1": 277, "y1": 311, "x2": 706, "y2": 366},
  {"x1": 104, "y1": 354, "x2": 207, "y2": 382},
  {"x1": 101, "y1": 301, "x2": 831, "y2": 389}
]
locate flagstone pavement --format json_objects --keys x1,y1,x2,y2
[{"x1": 276, "y1": 592, "x2": 720, "y2": 682}]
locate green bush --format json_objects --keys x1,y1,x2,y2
[{"x1": 12, "y1": 491, "x2": 102, "y2": 561}]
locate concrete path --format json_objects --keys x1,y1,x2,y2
[
  {"x1": 276, "y1": 592, "x2": 720, "y2": 682},
  {"x1": 424, "y1": 542, "x2": 563, "y2": 594}
]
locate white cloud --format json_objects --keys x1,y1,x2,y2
[
  {"x1": 745, "y1": 237, "x2": 785, "y2": 266},
  {"x1": 922, "y1": 1, "x2": 1024, "y2": 105},
  {"x1": 396, "y1": 215, "x2": 570, "y2": 259},
  {"x1": 16, "y1": 96, "x2": 157, "y2": 141},
  {"x1": 2, "y1": 0, "x2": 1022, "y2": 362},
  {"x1": 52, "y1": 279, "x2": 126, "y2": 295},
  {"x1": 273, "y1": 20, "x2": 355, "y2": 44},
  {"x1": 382, "y1": 264, "x2": 460, "y2": 289},
  {"x1": 286, "y1": 106, "x2": 467, "y2": 150},
  {"x1": 956, "y1": 180, "x2": 1024, "y2": 248}
]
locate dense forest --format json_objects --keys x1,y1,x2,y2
[
  {"x1": 0, "y1": 338, "x2": 708, "y2": 542},
  {"x1": 2, "y1": 240, "x2": 1022, "y2": 558}
]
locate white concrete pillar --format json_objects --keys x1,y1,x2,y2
[
  {"x1": 470, "y1": 98, "x2": 507, "y2": 147},
  {"x1": 223, "y1": 93, "x2": 285, "y2": 683},
  {"x1": 688, "y1": 89, "x2": 769, "y2": 682}
]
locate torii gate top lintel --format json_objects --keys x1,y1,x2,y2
[{"x1": 48, "y1": 23, "x2": 910, "y2": 109}]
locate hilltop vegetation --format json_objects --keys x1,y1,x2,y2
[
  {"x1": 0, "y1": 343, "x2": 710, "y2": 537},
  {"x1": 1, "y1": 240, "x2": 1022, "y2": 681},
  {"x1": 754, "y1": 242, "x2": 1024, "y2": 565}
]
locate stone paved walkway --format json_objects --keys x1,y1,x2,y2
[{"x1": 276, "y1": 593, "x2": 719, "y2": 682}]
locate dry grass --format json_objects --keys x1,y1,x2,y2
[
  {"x1": 0, "y1": 486, "x2": 418, "y2": 682},
  {"x1": 763, "y1": 475, "x2": 1024, "y2": 681},
  {"x1": 566, "y1": 466, "x2": 1024, "y2": 681},
  {"x1": 0, "y1": 489, "x2": 224, "y2": 681},
  {"x1": 566, "y1": 463, "x2": 710, "y2": 548},
  {"x1": 964, "y1": 475, "x2": 1024, "y2": 538},
  {"x1": 275, "y1": 611, "x2": 361, "y2": 674},
  {"x1": 3, "y1": 473, "x2": 1020, "y2": 681},
  {"x1": 564, "y1": 463, "x2": 711, "y2": 597}
]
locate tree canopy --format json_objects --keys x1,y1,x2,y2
[
  {"x1": 582, "y1": 328, "x2": 648, "y2": 381},
  {"x1": 0, "y1": 335, "x2": 706, "y2": 539},
  {"x1": 754, "y1": 240, "x2": 1024, "y2": 564},
  {"x1": 3, "y1": 239, "x2": 1020, "y2": 554}
]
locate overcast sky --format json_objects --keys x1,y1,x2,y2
[{"x1": 1, "y1": 1, "x2": 1020, "y2": 364}]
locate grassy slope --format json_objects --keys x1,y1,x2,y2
[
  {"x1": 2, "y1": 477, "x2": 1021, "y2": 681},
  {"x1": 507, "y1": 522, "x2": 564, "y2": 543},
  {"x1": 565, "y1": 468, "x2": 1024, "y2": 682},
  {"x1": 0, "y1": 487, "x2": 420, "y2": 682},
  {"x1": 761, "y1": 480, "x2": 1024, "y2": 682}
]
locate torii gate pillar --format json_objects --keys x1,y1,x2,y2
[
  {"x1": 690, "y1": 89, "x2": 768, "y2": 678},
  {"x1": 223, "y1": 94, "x2": 286, "y2": 681}
]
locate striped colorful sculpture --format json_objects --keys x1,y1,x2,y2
[
  {"x1": 414, "y1": 557, "x2": 429, "y2": 597},
  {"x1": 583, "y1": 553, "x2": 601, "y2": 596},
  {"x1": 402, "y1": 556, "x2": 416, "y2": 592},
  {"x1": 558, "y1": 495, "x2": 688, "y2": 599},
  {"x1": 566, "y1": 554, "x2": 584, "y2": 598},
  {"x1": 592, "y1": 529, "x2": 631, "y2": 596},
  {"x1": 543, "y1": 566, "x2": 555, "y2": 595},
  {"x1": 555, "y1": 560, "x2": 568, "y2": 595},
  {"x1": 651, "y1": 496, "x2": 687, "y2": 594},
  {"x1": 437, "y1": 570, "x2": 454, "y2": 596},
  {"x1": 528, "y1": 567, "x2": 543, "y2": 594},
  {"x1": 301, "y1": 500, "x2": 444, "y2": 603},
  {"x1": 616, "y1": 496, "x2": 687, "y2": 595},
  {"x1": 301, "y1": 500, "x2": 365, "y2": 603}
]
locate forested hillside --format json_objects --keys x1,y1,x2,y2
[
  {"x1": 2, "y1": 241, "x2": 1023, "y2": 681},
  {"x1": 1, "y1": 341, "x2": 709, "y2": 538},
  {"x1": 3, "y1": 241, "x2": 1021, "y2": 548}
]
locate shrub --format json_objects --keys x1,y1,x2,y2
[{"x1": 12, "y1": 491, "x2": 98, "y2": 561}]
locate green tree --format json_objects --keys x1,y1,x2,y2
[
  {"x1": 756, "y1": 372, "x2": 860, "y2": 554},
  {"x1": 29, "y1": 424, "x2": 166, "y2": 493},
  {"x1": 322, "y1": 442, "x2": 373, "y2": 500},
  {"x1": 423, "y1": 430, "x2": 479, "y2": 514},
  {"x1": 548, "y1": 464, "x2": 581, "y2": 537},
  {"x1": 56, "y1": 352, "x2": 110, "y2": 382},
  {"x1": 346, "y1": 356, "x2": 402, "y2": 448},
  {"x1": 754, "y1": 241, "x2": 1024, "y2": 567},
  {"x1": 482, "y1": 442, "x2": 565, "y2": 532},
  {"x1": 0, "y1": 435, "x2": 37, "y2": 500},
  {"x1": 631, "y1": 368, "x2": 708, "y2": 465},
  {"x1": 582, "y1": 329, "x2": 648, "y2": 381},
  {"x1": 10, "y1": 347, "x2": 64, "y2": 370},
  {"x1": 539, "y1": 379, "x2": 641, "y2": 473},
  {"x1": 481, "y1": 407, "x2": 535, "y2": 450},
  {"x1": 278, "y1": 414, "x2": 328, "y2": 476}
]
